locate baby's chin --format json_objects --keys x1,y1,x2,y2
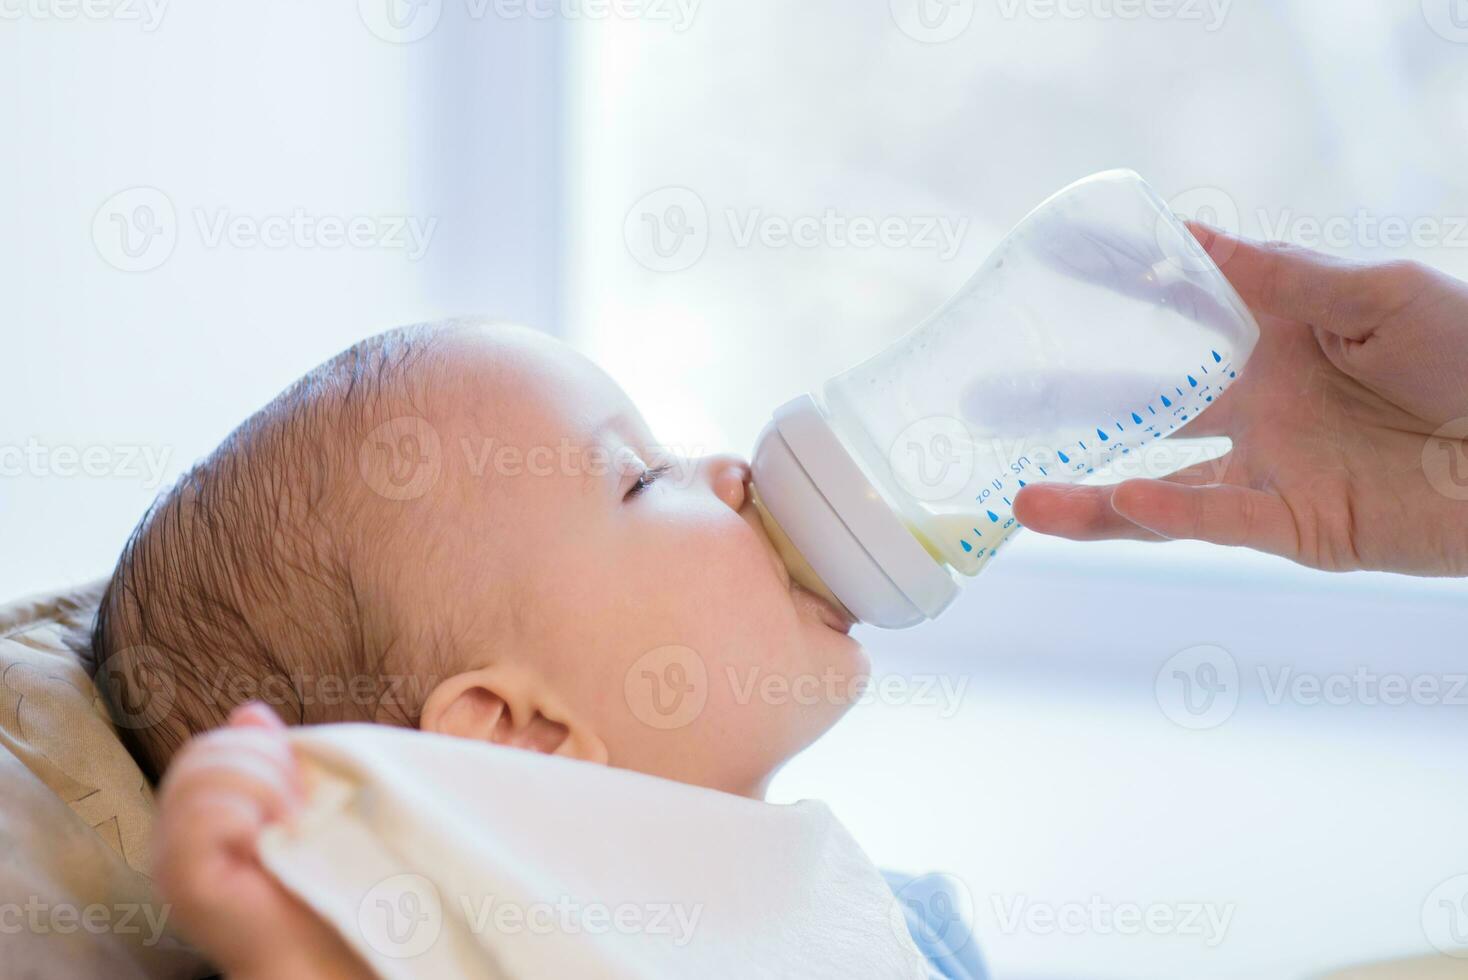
[{"x1": 798, "y1": 615, "x2": 870, "y2": 686}]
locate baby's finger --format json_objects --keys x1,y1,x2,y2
[
  {"x1": 161, "y1": 733, "x2": 303, "y2": 822},
  {"x1": 230, "y1": 700, "x2": 288, "y2": 731},
  {"x1": 1110, "y1": 478, "x2": 1300, "y2": 557},
  {"x1": 1013, "y1": 484, "x2": 1166, "y2": 542}
]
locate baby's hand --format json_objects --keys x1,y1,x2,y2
[{"x1": 153, "y1": 703, "x2": 373, "y2": 979}]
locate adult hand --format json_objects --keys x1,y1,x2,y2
[{"x1": 1014, "y1": 224, "x2": 1468, "y2": 577}]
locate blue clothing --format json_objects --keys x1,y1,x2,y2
[{"x1": 884, "y1": 870, "x2": 989, "y2": 980}]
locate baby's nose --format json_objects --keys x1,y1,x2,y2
[{"x1": 707, "y1": 453, "x2": 751, "y2": 511}]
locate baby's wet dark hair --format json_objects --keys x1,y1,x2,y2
[{"x1": 91, "y1": 322, "x2": 457, "y2": 781}]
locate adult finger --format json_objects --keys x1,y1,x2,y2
[
  {"x1": 1188, "y1": 222, "x2": 1404, "y2": 341},
  {"x1": 1013, "y1": 483, "x2": 1166, "y2": 542},
  {"x1": 1110, "y1": 477, "x2": 1300, "y2": 557}
]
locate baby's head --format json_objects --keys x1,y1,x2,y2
[{"x1": 93, "y1": 320, "x2": 864, "y2": 796}]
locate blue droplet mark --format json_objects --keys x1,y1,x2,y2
[
  {"x1": 1187, "y1": 375, "x2": 1198, "y2": 388},
  {"x1": 1017, "y1": 479, "x2": 1027, "y2": 488},
  {"x1": 961, "y1": 540, "x2": 973, "y2": 553},
  {"x1": 987, "y1": 510, "x2": 1000, "y2": 523},
  {"x1": 1229, "y1": 371, "x2": 1237, "y2": 378},
  {"x1": 1096, "y1": 428, "x2": 1109, "y2": 442},
  {"x1": 1205, "y1": 396, "x2": 1213, "y2": 403},
  {"x1": 1085, "y1": 467, "x2": 1095, "y2": 474},
  {"x1": 1161, "y1": 395, "x2": 1173, "y2": 408},
  {"x1": 1212, "y1": 350, "x2": 1222, "y2": 363},
  {"x1": 1180, "y1": 415, "x2": 1189, "y2": 422},
  {"x1": 1132, "y1": 412, "x2": 1144, "y2": 424}
]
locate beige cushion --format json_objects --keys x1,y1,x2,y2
[{"x1": 0, "y1": 582, "x2": 207, "y2": 979}]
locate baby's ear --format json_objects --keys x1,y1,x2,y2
[{"x1": 419, "y1": 667, "x2": 607, "y2": 765}]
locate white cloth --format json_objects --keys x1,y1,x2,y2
[{"x1": 258, "y1": 724, "x2": 930, "y2": 980}]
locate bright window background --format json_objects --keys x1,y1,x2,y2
[
  {"x1": 564, "y1": 4, "x2": 1468, "y2": 978},
  {"x1": 0, "y1": 3, "x2": 563, "y2": 598}
]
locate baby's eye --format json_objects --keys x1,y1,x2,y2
[{"x1": 624, "y1": 462, "x2": 673, "y2": 500}]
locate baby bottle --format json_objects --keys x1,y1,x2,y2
[{"x1": 749, "y1": 170, "x2": 1260, "y2": 628}]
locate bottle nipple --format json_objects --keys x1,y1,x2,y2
[{"x1": 749, "y1": 483, "x2": 854, "y2": 621}]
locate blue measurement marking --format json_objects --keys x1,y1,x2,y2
[
  {"x1": 1176, "y1": 386, "x2": 1184, "y2": 396},
  {"x1": 1148, "y1": 406, "x2": 1156, "y2": 415},
  {"x1": 1132, "y1": 412, "x2": 1144, "y2": 424},
  {"x1": 1201, "y1": 365, "x2": 1209, "y2": 374},
  {"x1": 1002, "y1": 497, "x2": 1012, "y2": 506},
  {"x1": 1078, "y1": 440, "x2": 1088, "y2": 450},
  {"x1": 1038, "y1": 466, "x2": 1048, "y2": 476}
]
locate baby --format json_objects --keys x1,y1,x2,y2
[{"x1": 92, "y1": 320, "x2": 870, "y2": 977}]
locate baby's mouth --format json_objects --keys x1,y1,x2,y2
[
  {"x1": 739, "y1": 498, "x2": 855, "y2": 634},
  {"x1": 791, "y1": 581, "x2": 855, "y2": 635}
]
